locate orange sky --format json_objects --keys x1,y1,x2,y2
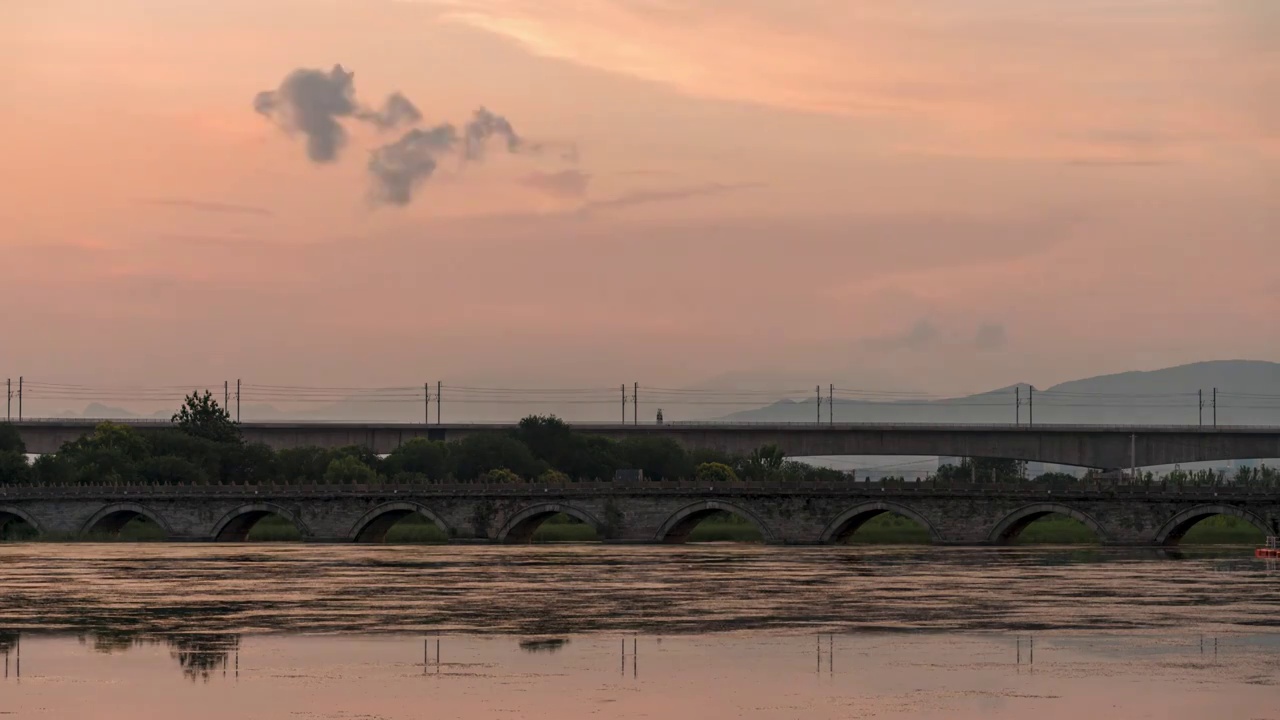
[{"x1": 2, "y1": 0, "x2": 1277, "y2": 399}]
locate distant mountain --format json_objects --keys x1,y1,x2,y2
[{"x1": 720, "y1": 360, "x2": 1280, "y2": 426}]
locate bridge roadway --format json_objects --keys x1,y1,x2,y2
[
  {"x1": 1, "y1": 480, "x2": 1276, "y2": 545},
  {"x1": 12, "y1": 420, "x2": 1280, "y2": 469}
]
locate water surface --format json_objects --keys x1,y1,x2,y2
[{"x1": 1, "y1": 544, "x2": 1277, "y2": 718}]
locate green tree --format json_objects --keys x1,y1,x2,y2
[
  {"x1": 323, "y1": 456, "x2": 379, "y2": 484},
  {"x1": 695, "y1": 462, "x2": 739, "y2": 483},
  {"x1": 449, "y1": 434, "x2": 545, "y2": 481},
  {"x1": 384, "y1": 438, "x2": 449, "y2": 479},
  {"x1": 515, "y1": 415, "x2": 577, "y2": 469},
  {"x1": 138, "y1": 455, "x2": 209, "y2": 485},
  {"x1": 0, "y1": 451, "x2": 30, "y2": 485},
  {"x1": 219, "y1": 442, "x2": 278, "y2": 485},
  {"x1": 0, "y1": 423, "x2": 25, "y2": 454},
  {"x1": 618, "y1": 437, "x2": 691, "y2": 480},
  {"x1": 744, "y1": 444, "x2": 786, "y2": 479},
  {"x1": 172, "y1": 391, "x2": 240, "y2": 444},
  {"x1": 277, "y1": 447, "x2": 337, "y2": 484},
  {"x1": 478, "y1": 467, "x2": 521, "y2": 484},
  {"x1": 56, "y1": 422, "x2": 150, "y2": 485},
  {"x1": 31, "y1": 454, "x2": 72, "y2": 485},
  {"x1": 936, "y1": 457, "x2": 1026, "y2": 483}
]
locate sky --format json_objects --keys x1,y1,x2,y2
[{"x1": 2, "y1": 0, "x2": 1277, "y2": 413}]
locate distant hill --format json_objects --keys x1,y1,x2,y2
[{"x1": 720, "y1": 360, "x2": 1280, "y2": 426}]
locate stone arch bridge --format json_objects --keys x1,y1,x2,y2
[{"x1": 1, "y1": 481, "x2": 1276, "y2": 545}]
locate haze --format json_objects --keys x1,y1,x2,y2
[{"x1": 3, "y1": 0, "x2": 1277, "y2": 400}]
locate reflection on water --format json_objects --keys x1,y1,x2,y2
[
  {"x1": 1, "y1": 632, "x2": 1278, "y2": 719},
  {"x1": 519, "y1": 637, "x2": 569, "y2": 653},
  {"x1": 1, "y1": 544, "x2": 1277, "y2": 718}
]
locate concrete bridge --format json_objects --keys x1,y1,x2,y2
[
  {"x1": 12, "y1": 419, "x2": 1280, "y2": 469},
  {"x1": 1, "y1": 481, "x2": 1276, "y2": 545}
]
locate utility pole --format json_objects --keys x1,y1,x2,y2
[
  {"x1": 829, "y1": 384, "x2": 834, "y2": 425},
  {"x1": 1015, "y1": 387, "x2": 1020, "y2": 426},
  {"x1": 17, "y1": 377, "x2": 21, "y2": 421},
  {"x1": 437, "y1": 381, "x2": 442, "y2": 425},
  {"x1": 424, "y1": 383, "x2": 430, "y2": 425},
  {"x1": 1028, "y1": 387, "x2": 1034, "y2": 427},
  {"x1": 236, "y1": 379, "x2": 241, "y2": 422},
  {"x1": 815, "y1": 385, "x2": 821, "y2": 425},
  {"x1": 224, "y1": 381, "x2": 230, "y2": 410},
  {"x1": 621, "y1": 384, "x2": 627, "y2": 423},
  {"x1": 1213, "y1": 388, "x2": 1217, "y2": 427},
  {"x1": 1130, "y1": 432, "x2": 1137, "y2": 482},
  {"x1": 1199, "y1": 389, "x2": 1203, "y2": 427},
  {"x1": 5, "y1": 379, "x2": 9, "y2": 421},
  {"x1": 634, "y1": 382, "x2": 638, "y2": 425}
]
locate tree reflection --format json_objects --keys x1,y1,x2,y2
[
  {"x1": 167, "y1": 634, "x2": 240, "y2": 682},
  {"x1": 77, "y1": 631, "x2": 240, "y2": 681},
  {"x1": 519, "y1": 637, "x2": 569, "y2": 654}
]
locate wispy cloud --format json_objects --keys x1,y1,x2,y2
[
  {"x1": 582, "y1": 182, "x2": 763, "y2": 212},
  {"x1": 421, "y1": 0, "x2": 1274, "y2": 161},
  {"x1": 142, "y1": 198, "x2": 275, "y2": 217}
]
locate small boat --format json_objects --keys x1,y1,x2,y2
[{"x1": 1257, "y1": 537, "x2": 1279, "y2": 559}]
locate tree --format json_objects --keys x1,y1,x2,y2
[
  {"x1": 0, "y1": 423, "x2": 25, "y2": 454},
  {"x1": 478, "y1": 467, "x2": 521, "y2": 484},
  {"x1": 56, "y1": 422, "x2": 150, "y2": 485},
  {"x1": 619, "y1": 437, "x2": 691, "y2": 481},
  {"x1": 449, "y1": 434, "x2": 545, "y2": 481},
  {"x1": 936, "y1": 457, "x2": 1026, "y2": 483},
  {"x1": 0, "y1": 452, "x2": 30, "y2": 486},
  {"x1": 323, "y1": 456, "x2": 378, "y2": 484},
  {"x1": 138, "y1": 455, "x2": 209, "y2": 485},
  {"x1": 695, "y1": 462, "x2": 739, "y2": 483},
  {"x1": 384, "y1": 439, "x2": 449, "y2": 479},
  {"x1": 515, "y1": 415, "x2": 577, "y2": 469},
  {"x1": 744, "y1": 444, "x2": 786, "y2": 479},
  {"x1": 172, "y1": 391, "x2": 240, "y2": 444}
]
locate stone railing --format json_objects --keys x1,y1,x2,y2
[{"x1": 1, "y1": 478, "x2": 1276, "y2": 500}]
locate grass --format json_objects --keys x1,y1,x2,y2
[{"x1": 1180, "y1": 515, "x2": 1266, "y2": 544}]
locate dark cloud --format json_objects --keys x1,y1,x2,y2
[
  {"x1": 974, "y1": 323, "x2": 1007, "y2": 351},
  {"x1": 463, "y1": 107, "x2": 521, "y2": 160},
  {"x1": 355, "y1": 92, "x2": 423, "y2": 130},
  {"x1": 142, "y1": 198, "x2": 274, "y2": 217},
  {"x1": 254, "y1": 65, "x2": 422, "y2": 162},
  {"x1": 521, "y1": 170, "x2": 591, "y2": 199},
  {"x1": 367, "y1": 125, "x2": 459, "y2": 206}
]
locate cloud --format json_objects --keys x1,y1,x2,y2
[
  {"x1": 582, "y1": 182, "x2": 763, "y2": 212},
  {"x1": 142, "y1": 198, "x2": 274, "y2": 217},
  {"x1": 355, "y1": 92, "x2": 423, "y2": 130},
  {"x1": 521, "y1": 170, "x2": 591, "y2": 198},
  {"x1": 367, "y1": 124, "x2": 459, "y2": 206},
  {"x1": 463, "y1": 106, "x2": 521, "y2": 160},
  {"x1": 974, "y1": 323, "x2": 1007, "y2": 351},
  {"x1": 426, "y1": 0, "x2": 1274, "y2": 161},
  {"x1": 254, "y1": 65, "x2": 423, "y2": 162},
  {"x1": 863, "y1": 319, "x2": 941, "y2": 352}
]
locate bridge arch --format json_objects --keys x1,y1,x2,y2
[
  {"x1": 497, "y1": 503, "x2": 600, "y2": 543},
  {"x1": 655, "y1": 500, "x2": 776, "y2": 544},
  {"x1": 0, "y1": 506, "x2": 42, "y2": 538},
  {"x1": 820, "y1": 501, "x2": 940, "y2": 544},
  {"x1": 988, "y1": 503, "x2": 1108, "y2": 544},
  {"x1": 210, "y1": 503, "x2": 310, "y2": 542},
  {"x1": 1154, "y1": 505, "x2": 1274, "y2": 546},
  {"x1": 80, "y1": 502, "x2": 173, "y2": 538},
  {"x1": 348, "y1": 502, "x2": 451, "y2": 543}
]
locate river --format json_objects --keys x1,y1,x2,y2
[{"x1": 1, "y1": 544, "x2": 1277, "y2": 718}]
